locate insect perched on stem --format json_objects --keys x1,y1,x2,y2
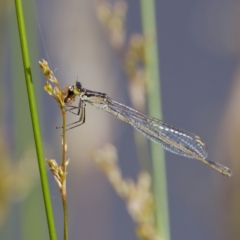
[{"x1": 63, "y1": 81, "x2": 232, "y2": 177}]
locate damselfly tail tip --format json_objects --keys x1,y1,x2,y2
[
  {"x1": 203, "y1": 158, "x2": 232, "y2": 177},
  {"x1": 222, "y1": 168, "x2": 233, "y2": 177}
]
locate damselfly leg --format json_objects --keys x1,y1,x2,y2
[{"x1": 65, "y1": 99, "x2": 86, "y2": 130}]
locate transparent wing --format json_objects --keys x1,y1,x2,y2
[
  {"x1": 103, "y1": 98, "x2": 232, "y2": 177},
  {"x1": 105, "y1": 98, "x2": 208, "y2": 160}
]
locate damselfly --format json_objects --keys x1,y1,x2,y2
[{"x1": 64, "y1": 81, "x2": 232, "y2": 177}]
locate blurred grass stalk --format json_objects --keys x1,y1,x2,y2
[
  {"x1": 139, "y1": 1, "x2": 170, "y2": 240},
  {"x1": 13, "y1": 0, "x2": 57, "y2": 239}
]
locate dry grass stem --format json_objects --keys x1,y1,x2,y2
[
  {"x1": 92, "y1": 144, "x2": 161, "y2": 240},
  {"x1": 39, "y1": 59, "x2": 71, "y2": 240}
]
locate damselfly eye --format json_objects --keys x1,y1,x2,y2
[{"x1": 76, "y1": 81, "x2": 82, "y2": 90}]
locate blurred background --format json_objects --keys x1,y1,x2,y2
[{"x1": 1, "y1": 0, "x2": 239, "y2": 239}]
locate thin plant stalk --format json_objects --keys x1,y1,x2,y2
[
  {"x1": 14, "y1": 1, "x2": 57, "y2": 239},
  {"x1": 139, "y1": 1, "x2": 171, "y2": 240},
  {"x1": 39, "y1": 59, "x2": 70, "y2": 240},
  {"x1": 61, "y1": 107, "x2": 68, "y2": 240}
]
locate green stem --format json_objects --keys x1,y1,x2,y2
[
  {"x1": 14, "y1": 1, "x2": 57, "y2": 239},
  {"x1": 139, "y1": 1, "x2": 171, "y2": 240}
]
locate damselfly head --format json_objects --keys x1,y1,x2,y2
[
  {"x1": 71, "y1": 81, "x2": 83, "y2": 95},
  {"x1": 76, "y1": 81, "x2": 82, "y2": 91}
]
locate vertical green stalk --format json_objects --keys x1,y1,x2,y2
[
  {"x1": 14, "y1": 1, "x2": 57, "y2": 239},
  {"x1": 139, "y1": 1, "x2": 170, "y2": 240}
]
